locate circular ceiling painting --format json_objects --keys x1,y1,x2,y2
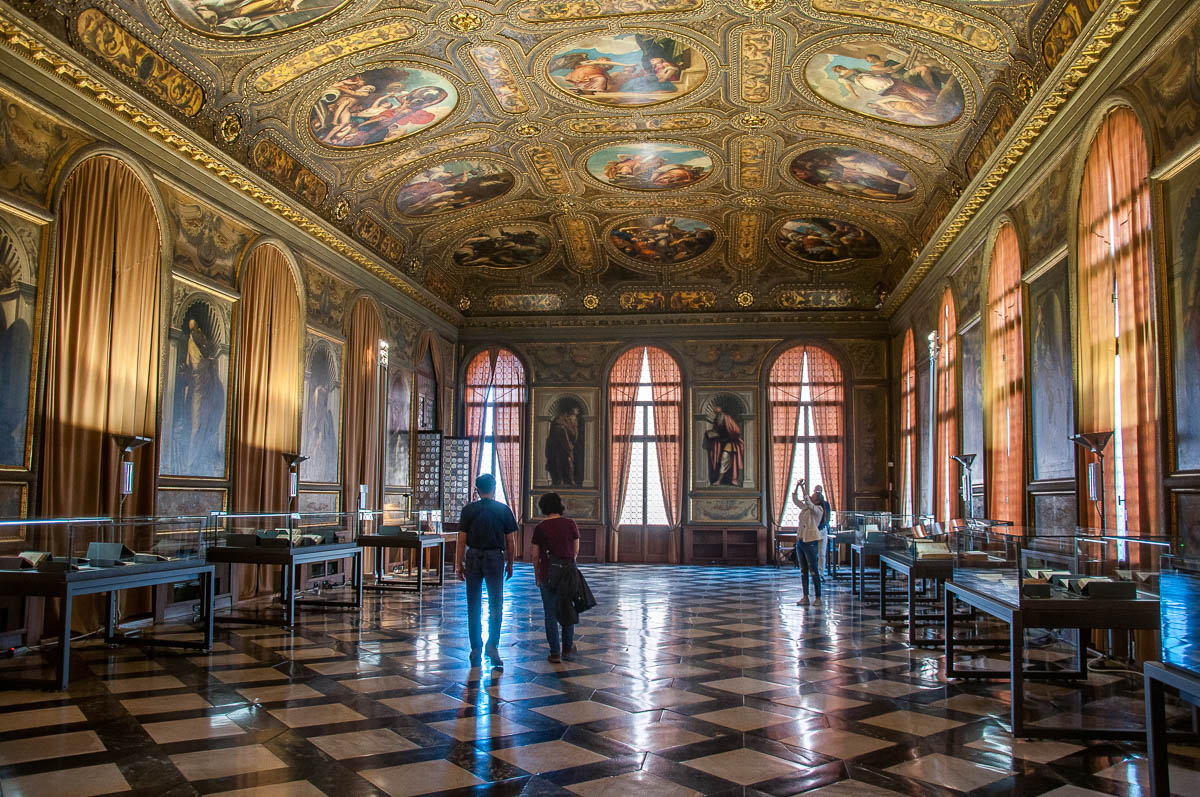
[
  {"x1": 396, "y1": 160, "x2": 516, "y2": 216},
  {"x1": 790, "y1": 146, "x2": 916, "y2": 201},
  {"x1": 546, "y1": 32, "x2": 708, "y2": 107},
  {"x1": 585, "y1": 142, "x2": 712, "y2": 190},
  {"x1": 610, "y1": 216, "x2": 715, "y2": 264},
  {"x1": 165, "y1": 0, "x2": 348, "y2": 37},
  {"x1": 803, "y1": 41, "x2": 964, "y2": 127},
  {"x1": 310, "y1": 66, "x2": 457, "y2": 148},
  {"x1": 452, "y1": 226, "x2": 552, "y2": 269},
  {"x1": 778, "y1": 218, "x2": 882, "y2": 263}
]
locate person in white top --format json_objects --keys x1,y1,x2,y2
[{"x1": 791, "y1": 478, "x2": 824, "y2": 606}]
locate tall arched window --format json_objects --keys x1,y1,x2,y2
[
  {"x1": 936, "y1": 287, "x2": 959, "y2": 522},
  {"x1": 985, "y1": 223, "x2": 1025, "y2": 523},
  {"x1": 609, "y1": 346, "x2": 682, "y2": 562},
  {"x1": 464, "y1": 348, "x2": 526, "y2": 519},
  {"x1": 1076, "y1": 106, "x2": 1160, "y2": 534},
  {"x1": 899, "y1": 330, "x2": 917, "y2": 518},
  {"x1": 769, "y1": 345, "x2": 844, "y2": 530}
]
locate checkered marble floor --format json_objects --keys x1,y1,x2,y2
[{"x1": 1, "y1": 563, "x2": 1199, "y2": 796}]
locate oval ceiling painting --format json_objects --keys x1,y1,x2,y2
[
  {"x1": 396, "y1": 160, "x2": 516, "y2": 217},
  {"x1": 803, "y1": 42, "x2": 965, "y2": 127},
  {"x1": 546, "y1": 33, "x2": 708, "y2": 107},
  {"x1": 165, "y1": 0, "x2": 347, "y2": 37},
  {"x1": 586, "y1": 141, "x2": 712, "y2": 190},
  {"x1": 778, "y1": 218, "x2": 882, "y2": 263},
  {"x1": 452, "y1": 226, "x2": 553, "y2": 269},
  {"x1": 310, "y1": 66, "x2": 457, "y2": 148},
  {"x1": 610, "y1": 216, "x2": 715, "y2": 265},
  {"x1": 790, "y1": 146, "x2": 916, "y2": 201}
]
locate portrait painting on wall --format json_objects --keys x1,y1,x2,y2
[
  {"x1": 165, "y1": 0, "x2": 347, "y2": 37},
  {"x1": 310, "y1": 66, "x2": 457, "y2": 148},
  {"x1": 156, "y1": 488, "x2": 225, "y2": 518},
  {"x1": 298, "y1": 491, "x2": 339, "y2": 514},
  {"x1": 452, "y1": 226, "x2": 552, "y2": 269},
  {"x1": 395, "y1": 160, "x2": 516, "y2": 217},
  {"x1": 777, "y1": 218, "x2": 881, "y2": 263},
  {"x1": 546, "y1": 32, "x2": 708, "y2": 107},
  {"x1": 959, "y1": 321, "x2": 984, "y2": 485},
  {"x1": 789, "y1": 146, "x2": 916, "y2": 201},
  {"x1": 692, "y1": 389, "x2": 757, "y2": 490},
  {"x1": 585, "y1": 142, "x2": 712, "y2": 190},
  {"x1": 385, "y1": 367, "x2": 412, "y2": 488},
  {"x1": 853, "y1": 386, "x2": 889, "y2": 493},
  {"x1": 803, "y1": 41, "x2": 965, "y2": 127},
  {"x1": 917, "y1": 364, "x2": 931, "y2": 513},
  {"x1": 533, "y1": 389, "x2": 597, "y2": 489},
  {"x1": 1028, "y1": 258, "x2": 1075, "y2": 480},
  {"x1": 161, "y1": 284, "x2": 232, "y2": 478},
  {"x1": 300, "y1": 334, "x2": 342, "y2": 484},
  {"x1": 0, "y1": 222, "x2": 35, "y2": 469},
  {"x1": 1171, "y1": 178, "x2": 1200, "y2": 470},
  {"x1": 609, "y1": 216, "x2": 715, "y2": 265}
]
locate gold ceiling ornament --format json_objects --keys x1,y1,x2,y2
[
  {"x1": 514, "y1": 123, "x2": 542, "y2": 137},
  {"x1": 738, "y1": 112, "x2": 771, "y2": 129},
  {"x1": 333, "y1": 196, "x2": 350, "y2": 221},
  {"x1": 738, "y1": 195, "x2": 765, "y2": 207},
  {"x1": 555, "y1": 198, "x2": 582, "y2": 212},
  {"x1": 250, "y1": 20, "x2": 420, "y2": 93},
  {"x1": 458, "y1": 295, "x2": 471, "y2": 311},
  {"x1": 219, "y1": 112, "x2": 241, "y2": 143},
  {"x1": 407, "y1": 257, "x2": 423, "y2": 274},
  {"x1": 742, "y1": 0, "x2": 774, "y2": 11},
  {"x1": 446, "y1": 9, "x2": 486, "y2": 33},
  {"x1": 1016, "y1": 72, "x2": 1036, "y2": 102},
  {"x1": 736, "y1": 291, "x2": 755, "y2": 307},
  {"x1": 582, "y1": 293, "x2": 600, "y2": 310},
  {"x1": 805, "y1": 0, "x2": 1005, "y2": 56}
]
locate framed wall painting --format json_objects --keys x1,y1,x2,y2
[
  {"x1": 1167, "y1": 159, "x2": 1200, "y2": 471},
  {"x1": 300, "y1": 329, "x2": 343, "y2": 485},
  {"x1": 958, "y1": 317, "x2": 984, "y2": 486},
  {"x1": 383, "y1": 491, "x2": 411, "y2": 523},
  {"x1": 156, "y1": 487, "x2": 225, "y2": 519},
  {"x1": 0, "y1": 483, "x2": 26, "y2": 542},
  {"x1": 0, "y1": 213, "x2": 38, "y2": 471},
  {"x1": 385, "y1": 366, "x2": 413, "y2": 488},
  {"x1": 415, "y1": 430, "x2": 442, "y2": 511},
  {"x1": 1026, "y1": 257, "x2": 1075, "y2": 480},
  {"x1": 853, "y1": 385, "x2": 889, "y2": 494},
  {"x1": 298, "y1": 490, "x2": 339, "y2": 515},
  {"x1": 917, "y1": 363, "x2": 932, "y2": 514},
  {"x1": 691, "y1": 387, "x2": 758, "y2": 490},
  {"x1": 532, "y1": 387, "x2": 598, "y2": 489}
]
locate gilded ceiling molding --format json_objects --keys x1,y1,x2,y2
[
  {"x1": 791, "y1": 115, "x2": 941, "y2": 165},
  {"x1": 250, "y1": 20, "x2": 420, "y2": 93},
  {"x1": 0, "y1": 8, "x2": 458, "y2": 323},
  {"x1": 556, "y1": 215, "x2": 601, "y2": 272},
  {"x1": 562, "y1": 114, "x2": 714, "y2": 134},
  {"x1": 516, "y1": 0, "x2": 704, "y2": 23},
  {"x1": 734, "y1": 135, "x2": 772, "y2": 190},
  {"x1": 733, "y1": 25, "x2": 781, "y2": 105},
  {"x1": 469, "y1": 44, "x2": 533, "y2": 114},
  {"x1": 804, "y1": 0, "x2": 1007, "y2": 57},
  {"x1": 881, "y1": 0, "x2": 1146, "y2": 315},
  {"x1": 596, "y1": 196, "x2": 719, "y2": 209},
  {"x1": 732, "y1": 211, "x2": 763, "y2": 268},
  {"x1": 356, "y1": 129, "x2": 495, "y2": 186}
]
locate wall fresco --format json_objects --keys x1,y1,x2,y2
[
  {"x1": 488, "y1": 293, "x2": 562, "y2": 312},
  {"x1": 0, "y1": 85, "x2": 91, "y2": 206},
  {"x1": 300, "y1": 333, "x2": 342, "y2": 485},
  {"x1": 251, "y1": 138, "x2": 328, "y2": 206},
  {"x1": 585, "y1": 141, "x2": 712, "y2": 190},
  {"x1": 545, "y1": 32, "x2": 709, "y2": 107},
  {"x1": 609, "y1": 217, "x2": 716, "y2": 265},
  {"x1": 158, "y1": 182, "x2": 255, "y2": 286},
  {"x1": 165, "y1": 0, "x2": 347, "y2": 37},
  {"x1": 395, "y1": 160, "x2": 516, "y2": 217},
  {"x1": 619, "y1": 289, "x2": 717, "y2": 310},
  {"x1": 309, "y1": 66, "x2": 457, "y2": 148}
]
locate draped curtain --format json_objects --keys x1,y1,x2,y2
[
  {"x1": 936, "y1": 288, "x2": 960, "y2": 523},
  {"x1": 768, "y1": 348, "x2": 804, "y2": 531},
  {"x1": 985, "y1": 224, "x2": 1026, "y2": 524},
  {"x1": 342, "y1": 297, "x2": 382, "y2": 541},
  {"x1": 647, "y1": 347, "x2": 682, "y2": 562},
  {"x1": 607, "y1": 347, "x2": 643, "y2": 561},
  {"x1": 807, "y1": 347, "x2": 845, "y2": 514},
  {"x1": 491, "y1": 349, "x2": 525, "y2": 522},
  {"x1": 232, "y1": 244, "x2": 301, "y2": 599},
  {"x1": 1076, "y1": 106, "x2": 1160, "y2": 535},
  {"x1": 899, "y1": 330, "x2": 917, "y2": 518},
  {"x1": 41, "y1": 156, "x2": 161, "y2": 629},
  {"x1": 463, "y1": 351, "x2": 493, "y2": 487}
]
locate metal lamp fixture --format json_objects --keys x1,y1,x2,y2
[
  {"x1": 1070, "y1": 432, "x2": 1113, "y2": 529},
  {"x1": 950, "y1": 453, "x2": 976, "y2": 519},
  {"x1": 112, "y1": 434, "x2": 152, "y2": 519}
]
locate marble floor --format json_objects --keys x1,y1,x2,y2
[{"x1": 1, "y1": 563, "x2": 1198, "y2": 796}]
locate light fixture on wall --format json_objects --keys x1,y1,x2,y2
[
  {"x1": 950, "y1": 454, "x2": 976, "y2": 519},
  {"x1": 1070, "y1": 432, "x2": 1113, "y2": 530},
  {"x1": 112, "y1": 435, "x2": 152, "y2": 520},
  {"x1": 281, "y1": 453, "x2": 309, "y2": 529}
]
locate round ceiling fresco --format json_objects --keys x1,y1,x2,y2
[
  {"x1": 777, "y1": 218, "x2": 882, "y2": 263},
  {"x1": 546, "y1": 32, "x2": 708, "y2": 107},
  {"x1": 609, "y1": 216, "x2": 715, "y2": 264},
  {"x1": 395, "y1": 160, "x2": 516, "y2": 216},
  {"x1": 309, "y1": 66, "x2": 457, "y2": 148},
  {"x1": 803, "y1": 41, "x2": 965, "y2": 127},
  {"x1": 452, "y1": 226, "x2": 553, "y2": 269},
  {"x1": 165, "y1": 0, "x2": 347, "y2": 38},
  {"x1": 789, "y1": 146, "x2": 916, "y2": 201},
  {"x1": 585, "y1": 141, "x2": 712, "y2": 190}
]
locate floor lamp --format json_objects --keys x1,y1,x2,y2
[
  {"x1": 112, "y1": 435, "x2": 152, "y2": 523},
  {"x1": 282, "y1": 453, "x2": 308, "y2": 532},
  {"x1": 1070, "y1": 432, "x2": 1113, "y2": 530},
  {"x1": 950, "y1": 454, "x2": 976, "y2": 520}
]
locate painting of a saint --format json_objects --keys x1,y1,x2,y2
[
  {"x1": 546, "y1": 32, "x2": 708, "y2": 106},
  {"x1": 545, "y1": 395, "x2": 586, "y2": 487},
  {"x1": 609, "y1": 216, "x2": 715, "y2": 265},
  {"x1": 451, "y1": 226, "x2": 552, "y2": 269},
  {"x1": 777, "y1": 218, "x2": 881, "y2": 263},
  {"x1": 0, "y1": 230, "x2": 32, "y2": 468},
  {"x1": 1173, "y1": 185, "x2": 1200, "y2": 470},
  {"x1": 1028, "y1": 260, "x2": 1075, "y2": 480},
  {"x1": 959, "y1": 324, "x2": 984, "y2": 485},
  {"x1": 310, "y1": 66, "x2": 457, "y2": 148},
  {"x1": 790, "y1": 146, "x2": 916, "y2": 201},
  {"x1": 164, "y1": 299, "x2": 228, "y2": 477},
  {"x1": 395, "y1": 160, "x2": 516, "y2": 217},
  {"x1": 165, "y1": 0, "x2": 346, "y2": 38},
  {"x1": 585, "y1": 142, "x2": 712, "y2": 190},
  {"x1": 803, "y1": 41, "x2": 965, "y2": 127},
  {"x1": 301, "y1": 338, "x2": 341, "y2": 484},
  {"x1": 703, "y1": 395, "x2": 746, "y2": 486},
  {"x1": 385, "y1": 368, "x2": 412, "y2": 487}
]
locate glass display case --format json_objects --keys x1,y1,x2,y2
[
  {"x1": 1159, "y1": 553, "x2": 1200, "y2": 678},
  {"x1": 205, "y1": 511, "x2": 358, "y2": 550},
  {"x1": 0, "y1": 515, "x2": 206, "y2": 572}
]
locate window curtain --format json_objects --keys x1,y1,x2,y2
[
  {"x1": 900, "y1": 330, "x2": 917, "y2": 519},
  {"x1": 936, "y1": 288, "x2": 959, "y2": 523},
  {"x1": 342, "y1": 297, "x2": 382, "y2": 570},
  {"x1": 768, "y1": 348, "x2": 805, "y2": 531},
  {"x1": 1076, "y1": 106, "x2": 1160, "y2": 535},
  {"x1": 491, "y1": 349, "x2": 525, "y2": 522},
  {"x1": 463, "y1": 351, "x2": 493, "y2": 487},
  {"x1": 232, "y1": 244, "x2": 301, "y2": 599},
  {"x1": 807, "y1": 346, "x2": 845, "y2": 515},
  {"x1": 41, "y1": 156, "x2": 161, "y2": 630},
  {"x1": 985, "y1": 224, "x2": 1026, "y2": 524},
  {"x1": 607, "y1": 347, "x2": 643, "y2": 561},
  {"x1": 647, "y1": 347, "x2": 682, "y2": 562}
]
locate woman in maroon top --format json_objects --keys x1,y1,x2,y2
[{"x1": 531, "y1": 493, "x2": 581, "y2": 662}]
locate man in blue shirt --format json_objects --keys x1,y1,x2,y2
[{"x1": 456, "y1": 473, "x2": 519, "y2": 669}]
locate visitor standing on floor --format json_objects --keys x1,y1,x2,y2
[
  {"x1": 531, "y1": 492, "x2": 584, "y2": 663},
  {"x1": 792, "y1": 478, "x2": 823, "y2": 606},
  {"x1": 456, "y1": 473, "x2": 518, "y2": 669}
]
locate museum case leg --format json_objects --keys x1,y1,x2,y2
[
  {"x1": 1010, "y1": 612, "x2": 1026, "y2": 738},
  {"x1": 57, "y1": 591, "x2": 72, "y2": 691},
  {"x1": 908, "y1": 574, "x2": 918, "y2": 646},
  {"x1": 1145, "y1": 666, "x2": 1170, "y2": 797},
  {"x1": 284, "y1": 565, "x2": 295, "y2": 628},
  {"x1": 202, "y1": 570, "x2": 214, "y2": 650},
  {"x1": 878, "y1": 563, "x2": 888, "y2": 621},
  {"x1": 944, "y1": 589, "x2": 957, "y2": 678},
  {"x1": 355, "y1": 552, "x2": 364, "y2": 607},
  {"x1": 103, "y1": 590, "x2": 117, "y2": 644}
]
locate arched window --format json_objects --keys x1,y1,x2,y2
[
  {"x1": 1076, "y1": 106, "x2": 1160, "y2": 534},
  {"x1": 985, "y1": 224, "x2": 1026, "y2": 524},
  {"x1": 899, "y1": 330, "x2": 917, "y2": 518},
  {"x1": 768, "y1": 345, "x2": 844, "y2": 529},
  {"x1": 609, "y1": 347, "x2": 682, "y2": 560},
  {"x1": 464, "y1": 348, "x2": 525, "y2": 519},
  {"x1": 936, "y1": 287, "x2": 959, "y2": 522}
]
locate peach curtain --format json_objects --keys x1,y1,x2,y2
[
  {"x1": 232, "y1": 244, "x2": 301, "y2": 599},
  {"x1": 900, "y1": 330, "x2": 917, "y2": 518},
  {"x1": 768, "y1": 347, "x2": 805, "y2": 530},
  {"x1": 647, "y1": 347, "x2": 682, "y2": 561},
  {"x1": 41, "y1": 156, "x2": 161, "y2": 630},
  {"x1": 1076, "y1": 107, "x2": 1161, "y2": 534},
  {"x1": 936, "y1": 288, "x2": 959, "y2": 522},
  {"x1": 342, "y1": 297, "x2": 382, "y2": 542},
  {"x1": 607, "y1": 347, "x2": 643, "y2": 561},
  {"x1": 492, "y1": 349, "x2": 525, "y2": 521},
  {"x1": 985, "y1": 224, "x2": 1026, "y2": 524},
  {"x1": 807, "y1": 346, "x2": 845, "y2": 514},
  {"x1": 463, "y1": 351, "x2": 492, "y2": 486}
]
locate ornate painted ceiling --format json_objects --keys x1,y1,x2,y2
[{"x1": 24, "y1": 0, "x2": 1098, "y2": 317}]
